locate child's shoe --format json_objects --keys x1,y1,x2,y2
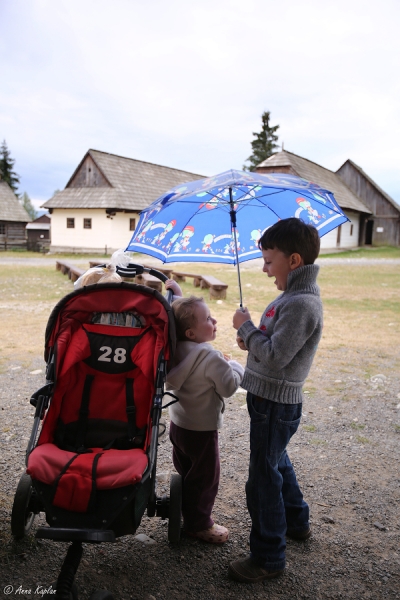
[
  {"x1": 228, "y1": 556, "x2": 284, "y2": 583},
  {"x1": 286, "y1": 526, "x2": 311, "y2": 540},
  {"x1": 186, "y1": 524, "x2": 229, "y2": 544}
]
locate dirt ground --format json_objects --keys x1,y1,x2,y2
[{"x1": 0, "y1": 258, "x2": 399, "y2": 599}]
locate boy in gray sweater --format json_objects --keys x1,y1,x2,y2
[{"x1": 229, "y1": 218, "x2": 323, "y2": 583}]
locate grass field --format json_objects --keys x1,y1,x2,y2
[
  {"x1": 0, "y1": 255, "x2": 399, "y2": 372},
  {"x1": 320, "y1": 246, "x2": 400, "y2": 259}
]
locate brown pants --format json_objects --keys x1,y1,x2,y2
[{"x1": 169, "y1": 421, "x2": 220, "y2": 532}]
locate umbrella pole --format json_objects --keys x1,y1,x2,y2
[{"x1": 229, "y1": 187, "x2": 243, "y2": 308}]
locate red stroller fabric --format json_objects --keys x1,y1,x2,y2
[
  {"x1": 27, "y1": 283, "x2": 172, "y2": 513},
  {"x1": 28, "y1": 444, "x2": 148, "y2": 512}
]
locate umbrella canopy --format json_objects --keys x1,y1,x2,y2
[
  {"x1": 126, "y1": 170, "x2": 349, "y2": 305},
  {"x1": 126, "y1": 169, "x2": 348, "y2": 264}
]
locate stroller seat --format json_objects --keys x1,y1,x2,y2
[
  {"x1": 28, "y1": 444, "x2": 148, "y2": 513},
  {"x1": 26, "y1": 284, "x2": 172, "y2": 519}
]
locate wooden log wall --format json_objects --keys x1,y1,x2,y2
[{"x1": 337, "y1": 163, "x2": 400, "y2": 246}]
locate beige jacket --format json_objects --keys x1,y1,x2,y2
[{"x1": 166, "y1": 341, "x2": 244, "y2": 431}]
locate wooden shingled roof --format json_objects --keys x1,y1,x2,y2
[
  {"x1": 42, "y1": 150, "x2": 206, "y2": 211},
  {"x1": 0, "y1": 181, "x2": 30, "y2": 222},
  {"x1": 257, "y1": 150, "x2": 371, "y2": 214}
]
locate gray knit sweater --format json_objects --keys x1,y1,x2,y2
[{"x1": 238, "y1": 264, "x2": 323, "y2": 404}]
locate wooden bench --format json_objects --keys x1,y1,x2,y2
[
  {"x1": 135, "y1": 273, "x2": 163, "y2": 293},
  {"x1": 172, "y1": 271, "x2": 202, "y2": 287},
  {"x1": 200, "y1": 275, "x2": 228, "y2": 299},
  {"x1": 89, "y1": 260, "x2": 104, "y2": 268},
  {"x1": 56, "y1": 261, "x2": 84, "y2": 282},
  {"x1": 68, "y1": 266, "x2": 85, "y2": 282},
  {"x1": 56, "y1": 260, "x2": 73, "y2": 276}
]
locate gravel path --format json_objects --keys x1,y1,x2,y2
[
  {"x1": 1, "y1": 255, "x2": 400, "y2": 269},
  {"x1": 1, "y1": 254, "x2": 399, "y2": 599},
  {"x1": 1, "y1": 343, "x2": 399, "y2": 600}
]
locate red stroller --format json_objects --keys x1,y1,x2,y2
[{"x1": 11, "y1": 265, "x2": 181, "y2": 600}]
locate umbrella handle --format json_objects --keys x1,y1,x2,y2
[
  {"x1": 232, "y1": 228, "x2": 243, "y2": 308},
  {"x1": 229, "y1": 187, "x2": 243, "y2": 308}
]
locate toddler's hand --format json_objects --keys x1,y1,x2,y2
[
  {"x1": 236, "y1": 336, "x2": 247, "y2": 351},
  {"x1": 233, "y1": 307, "x2": 251, "y2": 330},
  {"x1": 165, "y1": 279, "x2": 183, "y2": 297},
  {"x1": 223, "y1": 353, "x2": 232, "y2": 361}
]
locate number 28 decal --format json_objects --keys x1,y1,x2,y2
[{"x1": 98, "y1": 346, "x2": 127, "y2": 363}]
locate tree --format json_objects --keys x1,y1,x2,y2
[
  {"x1": 0, "y1": 140, "x2": 20, "y2": 194},
  {"x1": 243, "y1": 111, "x2": 280, "y2": 172},
  {"x1": 20, "y1": 191, "x2": 37, "y2": 221}
]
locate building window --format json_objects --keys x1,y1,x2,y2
[
  {"x1": 0, "y1": 223, "x2": 5, "y2": 234},
  {"x1": 83, "y1": 218, "x2": 92, "y2": 229},
  {"x1": 336, "y1": 225, "x2": 341, "y2": 247},
  {"x1": 350, "y1": 224, "x2": 353, "y2": 236},
  {"x1": 129, "y1": 218, "x2": 136, "y2": 231},
  {"x1": 67, "y1": 218, "x2": 75, "y2": 228}
]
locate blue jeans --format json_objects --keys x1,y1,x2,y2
[{"x1": 246, "y1": 393, "x2": 309, "y2": 571}]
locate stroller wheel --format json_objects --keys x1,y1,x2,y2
[
  {"x1": 88, "y1": 591, "x2": 115, "y2": 600},
  {"x1": 11, "y1": 473, "x2": 36, "y2": 539},
  {"x1": 168, "y1": 473, "x2": 182, "y2": 544}
]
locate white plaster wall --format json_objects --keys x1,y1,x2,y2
[
  {"x1": 50, "y1": 209, "x2": 139, "y2": 252},
  {"x1": 320, "y1": 210, "x2": 359, "y2": 249},
  {"x1": 49, "y1": 208, "x2": 361, "y2": 253},
  {"x1": 338, "y1": 210, "x2": 359, "y2": 248}
]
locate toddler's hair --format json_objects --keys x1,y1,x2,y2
[
  {"x1": 172, "y1": 296, "x2": 205, "y2": 341},
  {"x1": 258, "y1": 217, "x2": 320, "y2": 264}
]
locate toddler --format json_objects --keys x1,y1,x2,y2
[{"x1": 165, "y1": 281, "x2": 244, "y2": 543}]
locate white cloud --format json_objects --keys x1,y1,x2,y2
[{"x1": 0, "y1": 0, "x2": 399, "y2": 201}]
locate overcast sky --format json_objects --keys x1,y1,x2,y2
[{"x1": 1, "y1": 0, "x2": 399, "y2": 211}]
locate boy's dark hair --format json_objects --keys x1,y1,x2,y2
[
  {"x1": 172, "y1": 296, "x2": 204, "y2": 341},
  {"x1": 258, "y1": 218, "x2": 320, "y2": 264}
]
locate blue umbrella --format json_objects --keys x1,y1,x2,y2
[{"x1": 126, "y1": 169, "x2": 348, "y2": 305}]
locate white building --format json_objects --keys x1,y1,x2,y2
[
  {"x1": 43, "y1": 147, "x2": 382, "y2": 254},
  {"x1": 42, "y1": 150, "x2": 205, "y2": 253},
  {"x1": 256, "y1": 150, "x2": 372, "y2": 249}
]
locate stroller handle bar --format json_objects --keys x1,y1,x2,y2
[
  {"x1": 93, "y1": 262, "x2": 169, "y2": 283},
  {"x1": 116, "y1": 263, "x2": 173, "y2": 304},
  {"x1": 115, "y1": 263, "x2": 169, "y2": 283}
]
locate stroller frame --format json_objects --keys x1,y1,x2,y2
[{"x1": 11, "y1": 264, "x2": 181, "y2": 600}]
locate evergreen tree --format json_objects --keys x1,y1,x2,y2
[
  {"x1": 243, "y1": 111, "x2": 280, "y2": 171},
  {"x1": 0, "y1": 140, "x2": 20, "y2": 194},
  {"x1": 20, "y1": 191, "x2": 37, "y2": 221}
]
